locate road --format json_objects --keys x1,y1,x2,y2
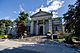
[
  {"x1": 0, "y1": 48, "x2": 40, "y2": 53},
  {"x1": 0, "y1": 39, "x2": 79, "y2": 53}
]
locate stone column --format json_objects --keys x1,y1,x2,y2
[
  {"x1": 49, "y1": 19, "x2": 52, "y2": 33},
  {"x1": 62, "y1": 24, "x2": 65, "y2": 35},
  {"x1": 36, "y1": 20, "x2": 38, "y2": 35},
  {"x1": 43, "y1": 20, "x2": 45, "y2": 35},
  {"x1": 30, "y1": 21, "x2": 34, "y2": 35}
]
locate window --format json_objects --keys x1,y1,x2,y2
[{"x1": 55, "y1": 26, "x2": 58, "y2": 31}]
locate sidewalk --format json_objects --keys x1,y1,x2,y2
[
  {"x1": 0, "y1": 39, "x2": 5, "y2": 42},
  {"x1": 20, "y1": 42, "x2": 78, "y2": 53}
]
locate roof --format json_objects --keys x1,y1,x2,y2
[{"x1": 31, "y1": 9, "x2": 53, "y2": 18}]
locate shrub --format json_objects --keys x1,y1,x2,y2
[
  {"x1": 57, "y1": 31, "x2": 63, "y2": 39},
  {"x1": 7, "y1": 35, "x2": 13, "y2": 39},
  {"x1": 0, "y1": 35, "x2": 5, "y2": 39},
  {"x1": 48, "y1": 30, "x2": 52, "y2": 34},
  {"x1": 64, "y1": 34, "x2": 76, "y2": 44},
  {"x1": 0, "y1": 35, "x2": 13, "y2": 39}
]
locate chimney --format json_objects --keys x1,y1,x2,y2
[{"x1": 39, "y1": 9, "x2": 41, "y2": 11}]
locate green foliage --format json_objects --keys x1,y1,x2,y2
[
  {"x1": 64, "y1": 34, "x2": 74, "y2": 44},
  {"x1": 19, "y1": 12, "x2": 28, "y2": 20},
  {"x1": 64, "y1": 33, "x2": 80, "y2": 44},
  {"x1": 7, "y1": 35, "x2": 13, "y2": 39},
  {"x1": 0, "y1": 20, "x2": 12, "y2": 35},
  {"x1": 5, "y1": 20, "x2": 12, "y2": 26},
  {"x1": 63, "y1": 5, "x2": 75, "y2": 33},
  {"x1": 0, "y1": 35, "x2": 5, "y2": 39},
  {"x1": 15, "y1": 11, "x2": 29, "y2": 38},
  {"x1": 0, "y1": 28, "x2": 3, "y2": 35},
  {"x1": 63, "y1": 0, "x2": 80, "y2": 35},
  {"x1": 0, "y1": 24, "x2": 5, "y2": 35},
  {"x1": 57, "y1": 39, "x2": 65, "y2": 43},
  {"x1": 15, "y1": 12, "x2": 28, "y2": 26},
  {"x1": 14, "y1": 18, "x2": 20, "y2": 23},
  {"x1": 0, "y1": 35, "x2": 13, "y2": 39},
  {"x1": 0, "y1": 20, "x2": 12, "y2": 27},
  {"x1": 0, "y1": 35, "x2": 8, "y2": 39}
]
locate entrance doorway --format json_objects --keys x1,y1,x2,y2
[{"x1": 39, "y1": 26, "x2": 43, "y2": 35}]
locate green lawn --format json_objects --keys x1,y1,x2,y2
[{"x1": 0, "y1": 35, "x2": 8, "y2": 39}]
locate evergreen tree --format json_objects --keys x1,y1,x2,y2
[
  {"x1": 74, "y1": 0, "x2": 80, "y2": 35},
  {"x1": 0, "y1": 20, "x2": 12, "y2": 35},
  {"x1": 15, "y1": 11, "x2": 28, "y2": 38},
  {"x1": 63, "y1": 0, "x2": 80, "y2": 36}
]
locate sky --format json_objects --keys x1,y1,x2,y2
[{"x1": 0, "y1": 0, "x2": 76, "y2": 21}]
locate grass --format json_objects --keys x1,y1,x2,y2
[
  {"x1": 0, "y1": 35, "x2": 8, "y2": 39},
  {"x1": 49, "y1": 38, "x2": 65, "y2": 43},
  {"x1": 57, "y1": 38, "x2": 65, "y2": 43}
]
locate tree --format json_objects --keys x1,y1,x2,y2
[
  {"x1": 63, "y1": 5, "x2": 75, "y2": 33},
  {"x1": 15, "y1": 11, "x2": 29, "y2": 38},
  {"x1": 0, "y1": 23, "x2": 5, "y2": 35},
  {"x1": 0, "y1": 20, "x2": 12, "y2": 35},
  {"x1": 63, "y1": 0, "x2": 80, "y2": 36},
  {"x1": 74, "y1": 0, "x2": 80, "y2": 35}
]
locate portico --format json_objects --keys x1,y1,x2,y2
[
  {"x1": 31, "y1": 20, "x2": 52, "y2": 35},
  {"x1": 30, "y1": 9, "x2": 62, "y2": 35}
]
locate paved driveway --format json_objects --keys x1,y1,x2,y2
[
  {"x1": 0, "y1": 39, "x2": 79, "y2": 53},
  {"x1": 0, "y1": 48, "x2": 40, "y2": 53}
]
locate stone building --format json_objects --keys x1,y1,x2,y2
[{"x1": 30, "y1": 9, "x2": 63, "y2": 35}]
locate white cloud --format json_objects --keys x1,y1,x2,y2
[
  {"x1": 19, "y1": 4, "x2": 25, "y2": 12},
  {"x1": 47, "y1": 0, "x2": 53, "y2": 5},
  {"x1": 29, "y1": 9, "x2": 40, "y2": 15},
  {"x1": 2, "y1": 16, "x2": 15, "y2": 21},
  {"x1": 52, "y1": 14, "x2": 58, "y2": 18},
  {"x1": 52, "y1": 12, "x2": 58, "y2": 14},
  {"x1": 13, "y1": 3, "x2": 25, "y2": 14},
  {"x1": 10, "y1": 18, "x2": 16, "y2": 21},
  {"x1": 4, "y1": 16, "x2": 10, "y2": 20},
  {"x1": 30, "y1": 0, "x2": 64, "y2": 17},
  {"x1": 47, "y1": 0, "x2": 62, "y2": 5},
  {"x1": 40, "y1": 1, "x2": 64, "y2": 11},
  {"x1": 62, "y1": 18, "x2": 65, "y2": 24},
  {"x1": 48, "y1": 1, "x2": 64, "y2": 10}
]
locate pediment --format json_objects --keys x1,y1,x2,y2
[{"x1": 31, "y1": 10, "x2": 52, "y2": 18}]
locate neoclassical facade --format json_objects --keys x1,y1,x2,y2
[{"x1": 30, "y1": 9, "x2": 62, "y2": 35}]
